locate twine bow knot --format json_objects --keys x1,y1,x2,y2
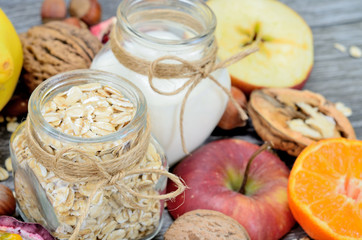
[{"x1": 146, "y1": 47, "x2": 259, "y2": 153}]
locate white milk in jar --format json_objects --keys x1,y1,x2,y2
[{"x1": 91, "y1": 0, "x2": 230, "y2": 165}]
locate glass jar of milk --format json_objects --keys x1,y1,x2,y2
[{"x1": 91, "y1": 0, "x2": 230, "y2": 165}]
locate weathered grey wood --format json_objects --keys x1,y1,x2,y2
[
  {"x1": 283, "y1": 0, "x2": 362, "y2": 28},
  {"x1": 0, "y1": 0, "x2": 361, "y2": 239},
  {"x1": 306, "y1": 20, "x2": 362, "y2": 132},
  {"x1": 4, "y1": 0, "x2": 362, "y2": 30}
]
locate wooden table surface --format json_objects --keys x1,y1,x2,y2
[{"x1": 1, "y1": 0, "x2": 362, "y2": 239}]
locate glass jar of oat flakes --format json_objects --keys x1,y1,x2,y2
[{"x1": 10, "y1": 70, "x2": 184, "y2": 240}]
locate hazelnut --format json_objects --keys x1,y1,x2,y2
[
  {"x1": 0, "y1": 184, "x2": 16, "y2": 216},
  {"x1": 41, "y1": 0, "x2": 67, "y2": 23},
  {"x1": 1, "y1": 94, "x2": 29, "y2": 117},
  {"x1": 218, "y1": 86, "x2": 248, "y2": 130},
  {"x1": 69, "y1": 0, "x2": 102, "y2": 26},
  {"x1": 63, "y1": 17, "x2": 88, "y2": 29}
]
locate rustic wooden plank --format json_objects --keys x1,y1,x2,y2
[
  {"x1": 3, "y1": 0, "x2": 362, "y2": 29},
  {"x1": 307, "y1": 22, "x2": 362, "y2": 137},
  {"x1": 282, "y1": 0, "x2": 362, "y2": 28},
  {"x1": 1, "y1": 1, "x2": 43, "y2": 33}
]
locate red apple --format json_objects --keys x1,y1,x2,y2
[
  {"x1": 90, "y1": 17, "x2": 116, "y2": 43},
  {"x1": 167, "y1": 139, "x2": 295, "y2": 240},
  {"x1": 207, "y1": 0, "x2": 314, "y2": 95}
]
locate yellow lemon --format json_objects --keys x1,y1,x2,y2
[
  {"x1": 0, "y1": 231, "x2": 23, "y2": 240},
  {"x1": 0, "y1": 8, "x2": 23, "y2": 111}
]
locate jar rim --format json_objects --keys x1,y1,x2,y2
[
  {"x1": 28, "y1": 69, "x2": 147, "y2": 144},
  {"x1": 117, "y1": 0, "x2": 216, "y2": 46}
]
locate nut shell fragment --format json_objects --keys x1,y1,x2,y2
[{"x1": 248, "y1": 88, "x2": 356, "y2": 156}]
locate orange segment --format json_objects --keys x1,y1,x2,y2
[
  {"x1": 309, "y1": 194, "x2": 348, "y2": 223},
  {"x1": 289, "y1": 138, "x2": 362, "y2": 240},
  {"x1": 293, "y1": 170, "x2": 337, "y2": 204},
  {"x1": 348, "y1": 144, "x2": 362, "y2": 179},
  {"x1": 301, "y1": 141, "x2": 350, "y2": 177},
  {"x1": 328, "y1": 202, "x2": 362, "y2": 238}
]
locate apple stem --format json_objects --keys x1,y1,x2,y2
[{"x1": 239, "y1": 142, "x2": 272, "y2": 195}]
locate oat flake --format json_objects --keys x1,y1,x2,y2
[
  {"x1": 334, "y1": 43, "x2": 346, "y2": 53},
  {"x1": 6, "y1": 122, "x2": 19, "y2": 133},
  {"x1": 349, "y1": 45, "x2": 362, "y2": 58},
  {"x1": 0, "y1": 167, "x2": 9, "y2": 181},
  {"x1": 5, "y1": 157, "x2": 12, "y2": 172}
]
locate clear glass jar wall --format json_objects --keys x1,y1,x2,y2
[
  {"x1": 10, "y1": 70, "x2": 167, "y2": 240},
  {"x1": 91, "y1": 0, "x2": 230, "y2": 165}
]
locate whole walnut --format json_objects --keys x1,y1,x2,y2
[{"x1": 20, "y1": 21, "x2": 102, "y2": 92}]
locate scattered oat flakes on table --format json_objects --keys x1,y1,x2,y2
[
  {"x1": 0, "y1": 167, "x2": 9, "y2": 181},
  {"x1": 5, "y1": 157, "x2": 12, "y2": 172},
  {"x1": 6, "y1": 122, "x2": 19, "y2": 133},
  {"x1": 349, "y1": 45, "x2": 362, "y2": 58},
  {"x1": 5, "y1": 116, "x2": 17, "y2": 122},
  {"x1": 334, "y1": 43, "x2": 346, "y2": 53}
]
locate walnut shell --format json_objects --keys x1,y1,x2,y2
[
  {"x1": 20, "y1": 21, "x2": 102, "y2": 92},
  {"x1": 164, "y1": 209, "x2": 250, "y2": 240},
  {"x1": 248, "y1": 88, "x2": 356, "y2": 156}
]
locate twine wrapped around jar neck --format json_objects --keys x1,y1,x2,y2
[
  {"x1": 24, "y1": 117, "x2": 186, "y2": 240},
  {"x1": 110, "y1": 27, "x2": 259, "y2": 154}
]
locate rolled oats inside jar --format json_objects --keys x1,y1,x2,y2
[{"x1": 10, "y1": 70, "x2": 184, "y2": 240}]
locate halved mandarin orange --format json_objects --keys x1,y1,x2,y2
[{"x1": 288, "y1": 138, "x2": 362, "y2": 240}]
